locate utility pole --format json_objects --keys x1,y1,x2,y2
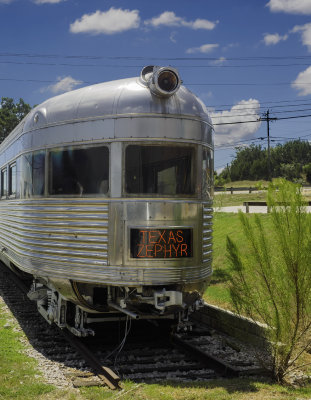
[{"x1": 261, "y1": 110, "x2": 277, "y2": 181}]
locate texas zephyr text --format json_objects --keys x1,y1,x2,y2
[{"x1": 131, "y1": 229, "x2": 192, "y2": 258}]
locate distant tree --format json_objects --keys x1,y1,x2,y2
[
  {"x1": 271, "y1": 141, "x2": 311, "y2": 179},
  {"x1": 214, "y1": 170, "x2": 227, "y2": 187},
  {"x1": 229, "y1": 144, "x2": 267, "y2": 181},
  {"x1": 0, "y1": 97, "x2": 32, "y2": 143},
  {"x1": 216, "y1": 165, "x2": 231, "y2": 185},
  {"x1": 218, "y1": 140, "x2": 311, "y2": 183},
  {"x1": 278, "y1": 163, "x2": 301, "y2": 182},
  {"x1": 303, "y1": 163, "x2": 311, "y2": 183}
]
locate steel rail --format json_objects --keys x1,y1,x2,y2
[
  {"x1": 0, "y1": 261, "x2": 121, "y2": 390},
  {"x1": 59, "y1": 329, "x2": 120, "y2": 390},
  {"x1": 171, "y1": 333, "x2": 241, "y2": 377}
]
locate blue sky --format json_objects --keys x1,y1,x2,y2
[{"x1": 1, "y1": 0, "x2": 311, "y2": 172}]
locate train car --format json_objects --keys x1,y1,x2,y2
[{"x1": 0, "y1": 66, "x2": 214, "y2": 336}]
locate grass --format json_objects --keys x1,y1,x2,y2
[
  {"x1": 222, "y1": 180, "x2": 270, "y2": 189},
  {"x1": 0, "y1": 300, "x2": 86, "y2": 400},
  {"x1": 78, "y1": 379, "x2": 311, "y2": 399},
  {"x1": 204, "y1": 211, "x2": 276, "y2": 308},
  {"x1": 215, "y1": 181, "x2": 311, "y2": 208},
  {"x1": 0, "y1": 302, "x2": 55, "y2": 399},
  {"x1": 214, "y1": 191, "x2": 267, "y2": 208}
]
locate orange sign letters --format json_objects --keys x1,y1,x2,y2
[{"x1": 131, "y1": 228, "x2": 192, "y2": 259}]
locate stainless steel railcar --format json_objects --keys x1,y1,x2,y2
[{"x1": 0, "y1": 66, "x2": 214, "y2": 336}]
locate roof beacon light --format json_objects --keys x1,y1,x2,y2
[{"x1": 140, "y1": 65, "x2": 181, "y2": 98}]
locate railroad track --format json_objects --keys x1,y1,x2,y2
[
  {"x1": 0, "y1": 262, "x2": 121, "y2": 390},
  {"x1": 0, "y1": 262, "x2": 269, "y2": 389}
]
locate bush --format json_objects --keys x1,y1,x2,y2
[
  {"x1": 227, "y1": 179, "x2": 311, "y2": 383},
  {"x1": 303, "y1": 163, "x2": 311, "y2": 184},
  {"x1": 279, "y1": 163, "x2": 301, "y2": 182}
]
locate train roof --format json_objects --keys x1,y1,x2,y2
[{"x1": 5, "y1": 67, "x2": 213, "y2": 145}]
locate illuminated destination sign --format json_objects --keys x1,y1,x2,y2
[{"x1": 130, "y1": 228, "x2": 192, "y2": 259}]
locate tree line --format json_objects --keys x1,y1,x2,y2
[
  {"x1": 216, "y1": 141, "x2": 311, "y2": 185},
  {"x1": 0, "y1": 97, "x2": 32, "y2": 143}
]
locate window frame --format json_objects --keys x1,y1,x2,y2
[
  {"x1": 202, "y1": 145, "x2": 214, "y2": 200},
  {"x1": 1, "y1": 166, "x2": 8, "y2": 199},
  {"x1": 20, "y1": 150, "x2": 46, "y2": 198},
  {"x1": 8, "y1": 162, "x2": 17, "y2": 198},
  {"x1": 123, "y1": 142, "x2": 198, "y2": 198},
  {"x1": 48, "y1": 143, "x2": 110, "y2": 197}
]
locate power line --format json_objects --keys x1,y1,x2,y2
[
  {"x1": 260, "y1": 110, "x2": 277, "y2": 180},
  {"x1": 276, "y1": 114, "x2": 311, "y2": 121},
  {"x1": 1, "y1": 75, "x2": 309, "y2": 89},
  {"x1": 214, "y1": 119, "x2": 260, "y2": 126},
  {"x1": 0, "y1": 77, "x2": 93, "y2": 84},
  {"x1": 0, "y1": 59, "x2": 310, "y2": 69},
  {"x1": 214, "y1": 113, "x2": 311, "y2": 126},
  {"x1": 215, "y1": 138, "x2": 265, "y2": 149},
  {"x1": 189, "y1": 82, "x2": 311, "y2": 86},
  {"x1": 211, "y1": 108, "x2": 311, "y2": 121},
  {"x1": 1, "y1": 52, "x2": 311, "y2": 61},
  {"x1": 214, "y1": 133, "x2": 311, "y2": 150},
  {"x1": 215, "y1": 134, "x2": 311, "y2": 151},
  {"x1": 1, "y1": 76, "x2": 311, "y2": 125},
  {"x1": 212, "y1": 102, "x2": 311, "y2": 113},
  {"x1": 209, "y1": 98, "x2": 311, "y2": 109}
]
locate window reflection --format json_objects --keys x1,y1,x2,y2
[
  {"x1": 21, "y1": 151, "x2": 45, "y2": 197},
  {"x1": 125, "y1": 145, "x2": 195, "y2": 195},
  {"x1": 9, "y1": 163, "x2": 16, "y2": 196},
  {"x1": 1, "y1": 168, "x2": 7, "y2": 197},
  {"x1": 49, "y1": 146, "x2": 109, "y2": 195},
  {"x1": 202, "y1": 148, "x2": 213, "y2": 199}
]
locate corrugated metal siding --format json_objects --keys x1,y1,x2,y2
[
  {"x1": 0, "y1": 198, "x2": 213, "y2": 285},
  {"x1": 0, "y1": 199, "x2": 109, "y2": 277},
  {"x1": 202, "y1": 204, "x2": 213, "y2": 264}
]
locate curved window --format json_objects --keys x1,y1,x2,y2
[
  {"x1": 21, "y1": 151, "x2": 45, "y2": 197},
  {"x1": 202, "y1": 148, "x2": 213, "y2": 199},
  {"x1": 49, "y1": 146, "x2": 109, "y2": 196},
  {"x1": 1, "y1": 167, "x2": 7, "y2": 198},
  {"x1": 8, "y1": 163, "x2": 16, "y2": 197},
  {"x1": 125, "y1": 145, "x2": 195, "y2": 196}
]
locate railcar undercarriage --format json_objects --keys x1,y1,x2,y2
[{"x1": 27, "y1": 279, "x2": 204, "y2": 336}]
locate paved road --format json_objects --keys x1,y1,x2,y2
[
  {"x1": 214, "y1": 205, "x2": 268, "y2": 213},
  {"x1": 214, "y1": 205, "x2": 311, "y2": 213}
]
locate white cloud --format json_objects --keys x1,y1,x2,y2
[
  {"x1": 70, "y1": 7, "x2": 140, "y2": 35},
  {"x1": 145, "y1": 11, "x2": 218, "y2": 30},
  {"x1": 263, "y1": 32, "x2": 288, "y2": 45},
  {"x1": 210, "y1": 57, "x2": 227, "y2": 65},
  {"x1": 33, "y1": 0, "x2": 65, "y2": 3},
  {"x1": 42, "y1": 76, "x2": 83, "y2": 94},
  {"x1": 267, "y1": 0, "x2": 311, "y2": 14},
  {"x1": 210, "y1": 99, "x2": 261, "y2": 146},
  {"x1": 186, "y1": 44, "x2": 219, "y2": 54},
  {"x1": 292, "y1": 66, "x2": 311, "y2": 96},
  {"x1": 146, "y1": 11, "x2": 182, "y2": 27},
  {"x1": 292, "y1": 23, "x2": 311, "y2": 51},
  {"x1": 190, "y1": 18, "x2": 218, "y2": 30}
]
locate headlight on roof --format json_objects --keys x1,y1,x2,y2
[{"x1": 140, "y1": 65, "x2": 181, "y2": 98}]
